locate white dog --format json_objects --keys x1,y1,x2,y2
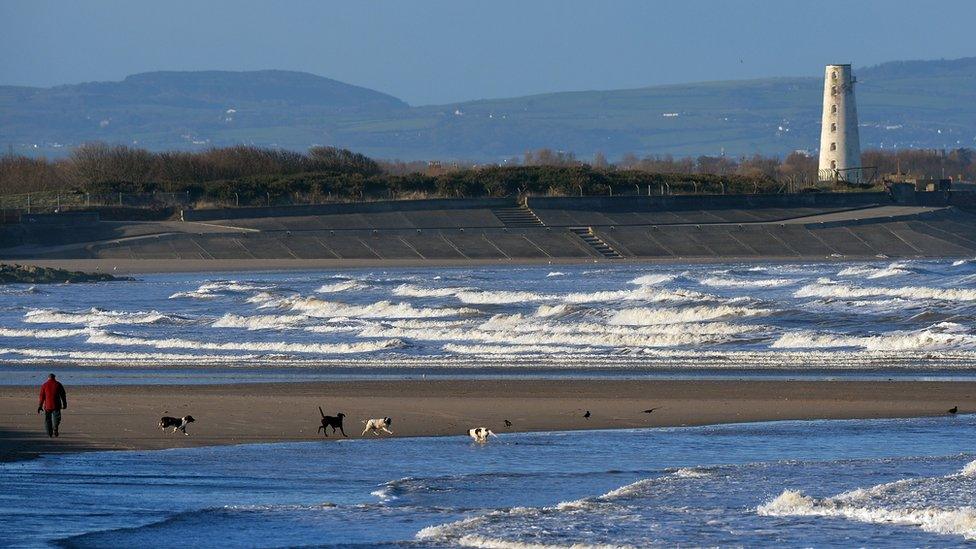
[
  {"x1": 362, "y1": 417, "x2": 393, "y2": 436},
  {"x1": 468, "y1": 427, "x2": 497, "y2": 443}
]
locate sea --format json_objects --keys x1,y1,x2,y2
[
  {"x1": 4, "y1": 417, "x2": 976, "y2": 547},
  {"x1": 4, "y1": 259, "x2": 976, "y2": 547},
  {"x1": 1, "y1": 259, "x2": 976, "y2": 378}
]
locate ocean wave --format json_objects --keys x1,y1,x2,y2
[
  {"x1": 286, "y1": 296, "x2": 479, "y2": 319},
  {"x1": 456, "y1": 534, "x2": 631, "y2": 549},
  {"x1": 24, "y1": 308, "x2": 189, "y2": 327},
  {"x1": 534, "y1": 304, "x2": 574, "y2": 318},
  {"x1": 758, "y1": 489, "x2": 976, "y2": 540},
  {"x1": 771, "y1": 323, "x2": 976, "y2": 351},
  {"x1": 212, "y1": 313, "x2": 308, "y2": 330},
  {"x1": 481, "y1": 313, "x2": 750, "y2": 336},
  {"x1": 0, "y1": 327, "x2": 91, "y2": 338},
  {"x1": 837, "y1": 264, "x2": 909, "y2": 279},
  {"x1": 86, "y1": 330, "x2": 403, "y2": 355},
  {"x1": 546, "y1": 271, "x2": 566, "y2": 277},
  {"x1": 699, "y1": 276, "x2": 793, "y2": 289},
  {"x1": 562, "y1": 286, "x2": 708, "y2": 304},
  {"x1": 0, "y1": 346, "x2": 253, "y2": 363},
  {"x1": 758, "y1": 458, "x2": 976, "y2": 540},
  {"x1": 628, "y1": 274, "x2": 675, "y2": 286},
  {"x1": 442, "y1": 343, "x2": 596, "y2": 355},
  {"x1": 169, "y1": 280, "x2": 273, "y2": 299},
  {"x1": 394, "y1": 283, "x2": 549, "y2": 304},
  {"x1": 364, "y1": 314, "x2": 744, "y2": 350},
  {"x1": 795, "y1": 280, "x2": 976, "y2": 302},
  {"x1": 608, "y1": 305, "x2": 769, "y2": 326},
  {"x1": 315, "y1": 280, "x2": 366, "y2": 293}
]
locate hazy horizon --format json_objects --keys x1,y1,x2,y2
[{"x1": 2, "y1": 0, "x2": 975, "y2": 105}]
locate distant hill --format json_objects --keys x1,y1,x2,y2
[{"x1": 3, "y1": 59, "x2": 975, "y2": 161}]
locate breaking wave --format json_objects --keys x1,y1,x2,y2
[
  {"x1": 212, "y1": 313, "x2": 308, "y2": 330},
  {"x1": 795, "y1": 281, "x2": 976, "y2": 302},
  {"x1": 285, "y1": 296, "x2": 479, "y2": 319},
  {"x1": 24, "y1": 308, "x2": 189, "y2": 326},
  {"x1": 699, "y1": 276, "x2": 793, "y2": 288},
  {"x1": 86, "y1": 330, "x2": 403, "y2": 355},
  {"x1": 837, "y1": 263, "x2": 912, "y2": 279},
  {"x1": 608, "y1": 305, "x2": 769, "y2": 325},
  {"x1": 628, "y1": 274, "x2": 675, "y2": 286},
  {"x1": 771, "y1": 322, "x2": 976, "y2": 351},
  {"x1": 169, "y1": 280, "x2": 274, "y2": 299},
  {"x1": 758, "y1": 459, "x2": 976, "y2": 540},
  {"x1": 315, "y1": 280, "x2": 366, "y2": 293}
]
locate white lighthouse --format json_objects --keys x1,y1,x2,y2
[{"x1": 818, "y1": 64, "x2": 862, "y2": 183}]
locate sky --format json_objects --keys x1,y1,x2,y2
[{"x1": 1, "y1": 0, "x2": 974, "y2": 106}]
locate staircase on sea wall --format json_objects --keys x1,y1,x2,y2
[
  {"x1": 491, "y1": 205, "x2": 545, "y2": 228},
  {"x1": 570, "y1": 227, "x2": 622, "y2": 258}
]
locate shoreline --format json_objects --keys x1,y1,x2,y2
[
  {"x1": 0, "y1": 255, "x2": 937, "y2": 275},
  {"x1": 2, "y1": 379, "x2": 973, "y2": 462}
]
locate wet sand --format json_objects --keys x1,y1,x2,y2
[{"x1": 1, "y1": 379, "x2": 974, "y2": 462}]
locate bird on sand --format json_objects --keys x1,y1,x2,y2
[
  {"x1": 504, "y1": 419, "x2": 512, "y2": 427},
  {"x1": 948, "y1": 406, "x2": 959, "y2": 414},
  {"x1": 583, "y1": 411, "x2": 591, "y2": 419},
  {"x1": 642, "y1": 408, "x2": 658, "y2": 414}
]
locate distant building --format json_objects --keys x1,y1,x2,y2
[{"x1": 818, "y1": 64, "x2": 863, "y2": 183}]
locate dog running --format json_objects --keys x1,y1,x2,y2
[
  {"x1": 361, "y1": 417, "x2": 393, "y2": 436},
  {"x1": 468, "y1": 427, "x2": 497, "y2": 443},
  {"x1": 158, "y1": 415, "x2": 195, "y2": 435},
  {"x1": 318, "y1": 407, "x2": 347, "y2": 437}
]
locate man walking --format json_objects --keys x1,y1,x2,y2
[{"x1": 37, "y1": 373, "x2": 67, "y2": 437}]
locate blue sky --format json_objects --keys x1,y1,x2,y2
[{"x1": 1, "y1": 0, "x2": 973, "y2": 105}]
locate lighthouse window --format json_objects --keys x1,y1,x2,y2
[
  {"x1": 830, "y1": 142, "x2": 837, "y2": 151},
  {"x1": 831, "y1": 160, "x2": 836, "y2": 169},
  {"x1": 831, "y1": 104, "x2": 837, "y2": 114},
  {"x1": 832, "y1": 71, "x2": 837, "y2": 80},
  {"x1": 831, "y1": 123, "x2": 837, "y2": 132},
  {"x1": 831, "y1": 86, "x2": 837, "y2": 96}
]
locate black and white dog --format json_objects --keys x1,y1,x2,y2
[
  {"x1": 318, "y1": 407, "x2": 347, "y2": 437},
  {"x1": 361, "y1": 417, "x2": 393, "y2": 436},
  {"x1": 468, "y1": 427, "x2": 497, "y2": 443},
  {"x1": 158, "y1": 415, "x2": 195, "y2": 435}
]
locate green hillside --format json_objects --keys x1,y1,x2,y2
[{"x1": 2, "y1": 58, "x2": 975, "y2": 161}]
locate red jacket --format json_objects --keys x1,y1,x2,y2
[{"x1": 38, "y1": 379, "x2": 67, "y2": 411}]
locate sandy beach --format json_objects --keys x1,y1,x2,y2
[{"x1": 2, "y1": 379, "x2": 973, "y2": 462}]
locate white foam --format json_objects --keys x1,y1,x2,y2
[
  {"x1": 699, "y1": 276, "x2": 793, "y2": 288},
  {"x1": 363, "y1": 314, "x2": 740, "y2": 350},
  {"x1": 546, "y1": 271, "x2": 566, "y2": 277},
  {"x1": 534, "y1": 304, "x2": 573, "y2": 318},
  {"x1": 0, "y1": 327, "x2": 91, "y2": 339},
  {"x1": 169, "y1": 280, "x2": 273, "y2": 299},
  {"x1": 286, "y1": 296, "x2": 479, "y2": 319},
  {"x1": 443, "y1": 343, "x2": 595, "y2": 355},
  {"x1": 771, "y1": 323, "x2": 976, "y2": 351},
  {"x1": 562, "y1": 286, "x2": 707, "y2": 304},
  {"x1": 961, "y1": 460, "x2": 976, "y2": 477},
  {"x1": 628, "y1": 274, "x2": 675, "y2": 286},
  {"x1": 608, "y1": 305, "x2": 769, "y2": 326},
  {"x1": 86, "y1": 330, "x2": 403, "y2": 355},
  {"x1": 457, "y1": 534, "x2": 630, "y2": 549},
  {"x1": 24, "y1": 308, "x2": 186, "y2": 327},
  {"x1": 212, "y1": 313, "x2": 307, "y2": 330},
  {"x1": 316, "y1": 280, "x2": 365, "y2": 293},
  {"x1": 837, "y1": 263, "x2": 911, "y2": 279},
  {"x1": 795, "y1": 280, "x2": 976, "y2": 302},
  {"x1": 758, "y1": 489, "x2": 976, "y2": 540}
]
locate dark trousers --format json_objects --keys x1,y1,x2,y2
[{"x1": 44, "y1": 409, "x2": 61, "y2": 436}]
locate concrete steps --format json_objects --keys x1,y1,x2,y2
[
  {"x1": 570, "y1": 227, "x2": 622, "y2": 258},
  {"x1": 492, "y1": 206, "x2": 545, "y2": 228}
]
